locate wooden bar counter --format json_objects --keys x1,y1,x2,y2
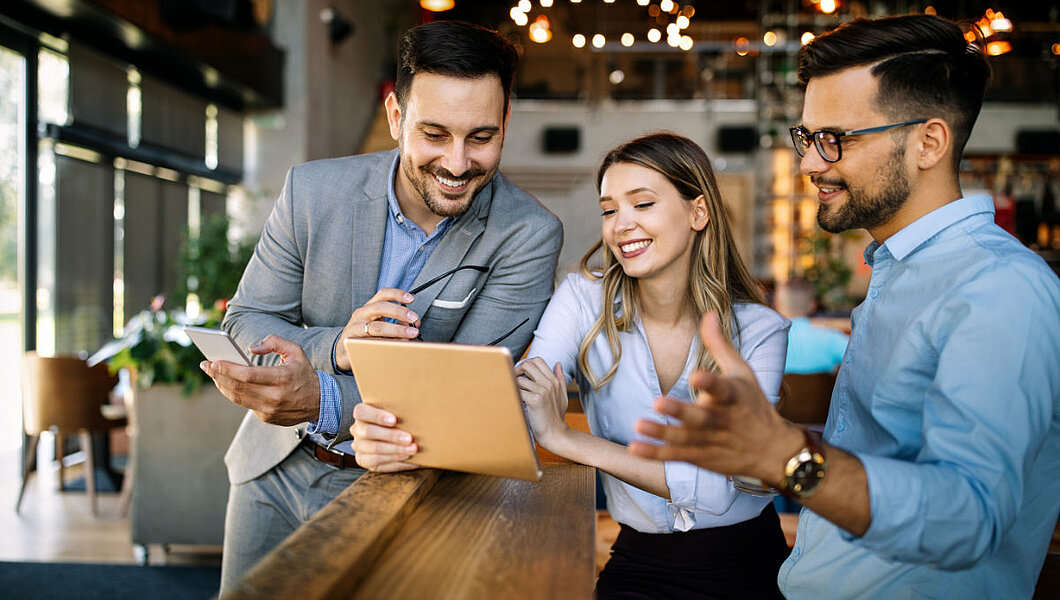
[{"x1": 225, "y1": 415, "x2": 597, "y2": 600}]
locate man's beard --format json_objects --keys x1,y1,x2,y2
[
  {"x1": 816, "y1": 146, "x2": 911, "y2": 234},
  {"x1": 402, "y1": 159, "x2": 491, "y2": 219}
]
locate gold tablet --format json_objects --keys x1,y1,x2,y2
[{"x1": 343, "y1": 338, "x2": 543, "y2": 481}]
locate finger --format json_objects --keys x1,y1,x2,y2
[
  {"x1": 250, "y1": 334, "x2": 309, "y2": 364},
  {"x1": 367, "y1": 288, "x2": 414, "y2": 305},
  {"x1": 352, "y1": 439, "x2": 418, "y2": 457},
  {"x1": 353, "y1": 402, "x2": 398, "y2": 427},
  {"x1": 699, "y1": 312, "x2": 756, "y2": 380},
  {"x1": 520, "y1": 357, "x2": 556, "y2": 383},
  {"x1": 651, "y1": 396, "x2": 712, "y2": 428},
  {"x1": 365, "y1": 300, "x2": 420, "y2": 327},
  {"x1": 362, "y1": 319, "x2": 419, "y2": 340},
  {"x1": 352, "y1": 423, "x2": 413, "y2": 446},
  {"x1": 553, "y1": 362, "x2": 567, "y2": 386}
]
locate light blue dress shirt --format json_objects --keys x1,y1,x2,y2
[
  {"x1": 526, "y1": 273, "x2": 790, "y2": 533},
  {"x1": 779, "y1": 196, "x2": 1060, "y2": 600},
  {"x1": 306, "y1": 154, "x2": 452, "y2": 453},
  {"x1": 784, "y1": 316, "x2": 848, "y2": 374}
]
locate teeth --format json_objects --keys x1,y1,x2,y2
[
  {"x1": 435, "y1": 174, "x2": 468, "y2": 188},
  {"x1": 620, "y1": 240, "x2": 651, "y2": 253}
]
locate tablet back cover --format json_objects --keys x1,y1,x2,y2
[{"x1": 344, "y1": 339, "x2": 542, "y2": 481}]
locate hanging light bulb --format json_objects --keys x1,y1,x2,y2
[
  {"x1": 592, "y1": 34, "x2": 606, "y2": 48},
  {"x1": 647, "y1": 28, "x2": 661, "y2": 43},
  {"x1": 621, "y1": 33, "x2": 635, "y2": 47},
  {"x1": 572, "y1": 33, "x2": 586, "y2": 48},
  {"x1": 529, "y1": 15, "x2": 552, "y2": 44},
  {"x1": 420, "y1": 0, "x2": 454, "y2": 11}
]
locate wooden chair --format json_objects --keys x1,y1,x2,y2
[
  {"x1": 776, "y1": 372, "x2": 837, "y2": 428},
  {"x1": 18, "y1": 352, "x2": 127, "y2": 516}
]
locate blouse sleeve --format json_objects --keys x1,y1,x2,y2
[{"x1": 520, "y1": 274, "x2": 586, "y2": 383}]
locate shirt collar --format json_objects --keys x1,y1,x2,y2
[{"x1": 875, "y1": 195, "x2": 995, "y2": 262}]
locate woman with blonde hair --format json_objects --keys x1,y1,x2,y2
[{"x1": 516, "y1": 132, "x2": 790, "y2": 599}]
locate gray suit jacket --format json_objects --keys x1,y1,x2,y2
[{"x1": 222, "y1": 149, "x2": 563, "y2": 484}]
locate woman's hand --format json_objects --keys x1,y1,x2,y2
[{"x1": 514, "y1": 357, "x2": 570, "y2": 450}]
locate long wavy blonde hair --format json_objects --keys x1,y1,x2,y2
[{"x1": 578, "y1": 132, "x2": 765, "y2": 390}]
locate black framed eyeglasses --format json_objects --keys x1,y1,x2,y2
[
  {"x1": 409, "y1": 264, "x2": 489, "y2": 295},
  {"x1": 406, "y1": 264, "x2": 529, "y2": 347},
  {"x1": 789, "y1": 119, "x2": 927, "y2": 163}
]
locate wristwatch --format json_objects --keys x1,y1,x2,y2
[{"x1": 778, "y1": 426, "x2": 827, "y2": 499}]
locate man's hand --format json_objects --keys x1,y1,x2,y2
[
  {"x1": 201, "y1": 334, "x2": 321, "y2": 426},
  {"x1": 350, "y1": 403, "x2": 419, "y2": 472},
  {"x1": 334, "y1": 288, "x2": 422, "y2": 371},
  {"x1": 629, "y1": 312, "x2": 803, "y2": 487}
]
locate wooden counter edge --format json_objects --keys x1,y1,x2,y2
[{"x1": 223, "y1": 468, "x2": 442, "y2": 600}]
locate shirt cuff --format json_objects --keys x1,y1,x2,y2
[
  {"x1": 304, "y1": 370, "x2": 341, "y2": 436},
  {"x1": 840, "y1": 452, "x2": 924, "y2": 553},
  {"x1": 331, "y1": 333, "x2": 352, "y2": 376}
]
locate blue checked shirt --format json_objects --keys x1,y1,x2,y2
[
  {"x1": 778, "y1": 196, "x2": 1060, "y2": 600},
  {"x1": 305, "y1": 154, "x2": 453, "y2": 453}
]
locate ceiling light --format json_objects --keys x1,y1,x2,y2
[
  {"x1": 592, "y1": 34, "x2": 606, "y2": 48},
  {"x1": 572, "y1": 33, "x2": 586, "y2": 48},
  {"x1": 763, "y1": 31, "x2": 777, "y2": 47},
  {"x1": 801, "y1": 31, "x2": 815, "y2": 45},
  {"x1": 660, "y1": 0, "x2": 674, "y2": 13},
  {"x1": 420, "y1": 0, "x2": 454, "y2": 11},
  {"x1": 818, "y1": 0, "x2": 836, "y2": 14},
  {"x1": 609, "y1": 69, "x2": 625, "y2": 84},
  {"x1": 679, "y1": 35, "x2": 693, "y2": 51},
  {"x1": 986, "y1": 40, "x2": 1011, "y2": 56},
  {"x1": 621, "y1": 33, "x2": 634, "y2": 47},
  {"x1": 676, "y1": 15, "x2": 689, "y2": 29},
  {"x1": 647, "y1": 28, "x2": 661, "y2": 43}
]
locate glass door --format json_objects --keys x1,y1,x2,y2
[{"x1": 0, "y1": 44, "x2": 26, "y2": 451}]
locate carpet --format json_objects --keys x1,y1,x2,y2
[{"x1": 0, "y1": 561, "x2": 220, "y2": 600}]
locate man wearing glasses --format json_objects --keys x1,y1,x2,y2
[
  {"x1": 204, "y1": 21, "x2": 562, "y2": 592},
  {"x1": 632, "y1": 14, "x2": 1059, "y2": 600}
]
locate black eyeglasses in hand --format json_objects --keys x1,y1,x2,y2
[
  {"x1": 406, "y1": 264, "x2": 530, "y2": 347},
  {"x1": 409, "y1": 264, "x2": 489, "y2": 295}
]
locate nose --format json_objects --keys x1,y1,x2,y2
[
  {"x1": 798, "y1": 146, "x2": 830, "y2": 177},
  {"x1": 612, "y1": 206, "x2": 637, "y2": 234},
  {"x1": 440, "y1": 142, "x2": 471, "y2": 177}
]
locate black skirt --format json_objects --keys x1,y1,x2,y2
[{"x1": 595, "y1": 503, "x2": 790, "y2": 600}]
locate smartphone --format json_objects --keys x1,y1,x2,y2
[{"x1": 184, "y1": 325, "x2": 252, "y2": 366}]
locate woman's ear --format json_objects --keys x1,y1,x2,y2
[{"x1": 690, "y1": 195, "x2": 710, "y2": 231}]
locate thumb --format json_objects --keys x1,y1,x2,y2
[
  {"x1": 251, "y1": 335, "x2": 305, "y2": 363},
  {"x1": 553, "y1": 362, "x2": 567, "y2": 386},
  {"x1": 699, "y1": 312, "x2": 755, "y2": 380}
]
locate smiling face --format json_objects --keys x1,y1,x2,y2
[
  {"x1": 386, "y1": 72, "x2": 507, "y2": 231},
  {"x1": 598, "y1": 162, "x2": 708, "y2": 286},
  {"x1": 800, "y1": 66, "x2": 916, "y2": 239}
]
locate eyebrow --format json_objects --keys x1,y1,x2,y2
[
  {"x1": 417, "y1": 121, "x2": 501, "y2": 135},
  {"x1": 598, "y1": 187, "x2": 654, "y2": 203}
]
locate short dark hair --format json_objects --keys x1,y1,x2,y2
[
  {"x1": 395, "y1": 20, "x2": 519, "y2": 113},
  {"x1": 798, "y1": 14, "x2": 990, "y2": 170}
]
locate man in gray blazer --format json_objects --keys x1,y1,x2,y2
[{"x1": 202, "y1": 21, "x2": 562, "y2": 592}]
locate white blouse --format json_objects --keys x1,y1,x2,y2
[{"x1": 525, "y1": 273, "x2": 790, "y2": 533}]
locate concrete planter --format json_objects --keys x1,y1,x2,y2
[{"x1": 129, "y1": 384, "x2": 244, "y2": 552}]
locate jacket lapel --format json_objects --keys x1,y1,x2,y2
[
  {"x1": 406, "y1": 178, "x2": 492, "y2": 318},
  {"x1": 350, "y1": 152, "x2": 394, "y2": 310}
]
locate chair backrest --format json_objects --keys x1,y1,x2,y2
[
  {"x1": 776, "y1": 372, "x2": 837, "y2": 426},
  {"x1": 22, "y1": 352, "x2": 120, "y2": 435}
]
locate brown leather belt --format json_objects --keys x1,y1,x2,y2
[{"x1": 300, "y1": 436, "x2": 357, "y2": 469}]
